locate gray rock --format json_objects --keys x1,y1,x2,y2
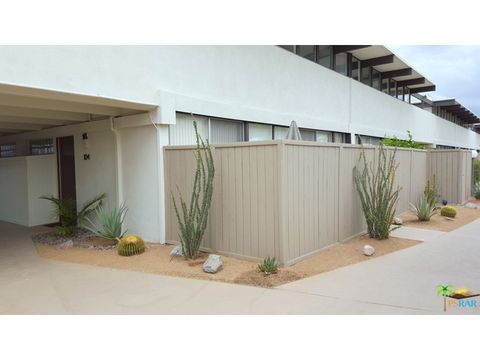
[
  {"x1": 169, "y1": 245, "x2": 184, "y2": 257},
  {"x1": 57, "y1": 240, "x2": 74, "y2": 249},
  {"x1": 203, "y1": 254, "x2": 223, "y2": 273},
  {"x1": 465, "y1": 202, "x2": 478, "y2": 209},
  {"x1": 393, "y1": 217, "x2": 403, "y2": 225},
  {"x1": 363, "y1": 244, "x2": 375, "y2": 256}
]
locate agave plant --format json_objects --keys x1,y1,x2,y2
[
  {"x1": 40, "y1": 193, "x2": 106, "y2": 236},
  {"x1": 84, "y1": 203, "x2": 128, "y2": 241},
  {"x1": 258, "y1": 257, "x2": 278, "y2": 275},
  {"x1": 410, "y1": 196, "x2": 436, "y2": 221}
]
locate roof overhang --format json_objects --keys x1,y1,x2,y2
[
  {"x1": 348, "y1": 45, "x2": 435, "y2": 93},
  {"x1": 0, "y1": 83, "x2": 157, "y2": 136}
]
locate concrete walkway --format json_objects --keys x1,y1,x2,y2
[{"x1": 0, "y1": 220, "x2": 479, "y2": 314}]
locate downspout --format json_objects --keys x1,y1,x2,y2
[{"x1": 110, "y1": 116, "x2": 124, "y2": 208}]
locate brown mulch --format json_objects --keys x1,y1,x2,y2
[
  {"x1": 400, "y1": 203, "x2": 480, "y2": 232},
  {"x1": 35, "y1": 234, "x2": 419, "y2": 288}
]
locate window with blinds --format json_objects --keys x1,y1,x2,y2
[
  {"x1": 30, "y1": 138, "x2": 54, "y2": 155},
  {"x1": 0, "y1": 143, "x2": 16, "y2": 157}
]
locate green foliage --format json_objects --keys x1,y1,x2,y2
[
  {"x1": 353, "y1": 144, "x2": 401, "y2": 239},
  {"x1": 473, "y1": 181, "x2": 480, "y2": 200},
  {"x1": 382, "y1": 130, "x2": 426, "y2": 149},
  {"x1": 172, "y1": 120, "x2": 215, "y2": 260},
  {"x1": 258, "y1": 257, "x2": 278, "y2": 275},
  {"x1": 40, "y1": 193, "x2": 106, "y2": 236},
  {"x1": 85, "y1": 203, "x2": 128, "y2": 241},
  {"x1": 410, "y1": 196, "x2": 436, "y2": 221},
  {"x1": 473, "y1": 159, "x2": 480, "y2": 184},
  {"x1": 424, "y1": 174, "x2": 440, "y2": 208},
  {"x1": 436, "y1": 284, "x2": 454, "y2": 297},
  {"x1": 440, "y1": 205, "x2": 457, "y2": 218},
  {"x1": 117, "y1": 234, "x2": 145, "y2": 256}
]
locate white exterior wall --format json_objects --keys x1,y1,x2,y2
[{"x1": 0, "y1": 46, "x2": 478, "y2": 148}]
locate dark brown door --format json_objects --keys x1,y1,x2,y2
[{"x1": 56, "y1": 136, "x2": 77, "y2": 202}]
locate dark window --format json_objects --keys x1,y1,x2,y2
[
  {"x1": 351, "y1": 56, "x2": 360, "y2": 80},
  {"x1": 390, "y1": 79, "x2": 397, "y2": 97},
  {"x1": 361, "y1": 66, "x2": 371, "y2": 86},
  {"x1": 372, "y1": 69, "x2": 380, "y2": 90},
  {"x1": 381, "y1": 77, "x2": 389, "y2": 94},
  {"x1": 30, "y1": 138, "x2": 54, "y2": 155},
  {"x1": 316, "y1": 46, "x2": 332, "y2": 68},
  {"x1": 274, "y1": 126, "x2": 288, "y2": 140},
  {"x1": 296, "y1": 45, "x2": 316, "y2": 61},
  {"x1": 0, "y1": 143, "x2": 16, "y2": 157},
  {"x1": 335, "y1": 53, "x2": 347, "y2": 75},
  {"x1": 278, "y1": 45, "x2": 295, "y2": 53}
]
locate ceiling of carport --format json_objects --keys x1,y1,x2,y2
[{"x1": 0, "y1": 84, "x2": 157, "y2": 136}]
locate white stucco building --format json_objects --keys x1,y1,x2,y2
[{"x1": 0, "y1": 45, "x2": 479, "y2": 243}]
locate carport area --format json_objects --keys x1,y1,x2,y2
[{"x1": 0, "y1": 83, "x2": 165, "y2": 241}]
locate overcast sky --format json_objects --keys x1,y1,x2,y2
[{"x1": 387, "y1": 45, "x2": 480, "y2": 115}]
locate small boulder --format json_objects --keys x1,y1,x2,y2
[
  {"x1": 203, "y1": 254, "x2": 223, "y2": 273},
  {"x1": 465, "y1": 202, "x2": 478, "y2": 209},
  {"x1": 393, "y1": 217, "x2": 403, "y2": 225},
  {"x1": 363, "y1": 245, "x2": 375, "y2": 256},
  {"x1": 169, "y1": 245, "x2": 184, "y2": 257},
  {"x1": 57, "y1": 240, "x2": 74, "y2": 249}
]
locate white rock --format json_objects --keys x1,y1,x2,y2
[
  {"x1": 393, "y1": 217, "x2": 403, "y2": 225},
  {"x1": 57, "y1": 240, "x2": 74, "y2": 249},
  {"x1": 169, "y1": 245, "x2": 184, "y2": 257},
  {"x1": 465, "y1": 202, "x2": 478, "y2": 209},
  {"x1": 203, "y1": 254, "x2": 223, "y2": 273},
  {"x1": 363, "y1": 245, "x2": 375, "y2": 256}
]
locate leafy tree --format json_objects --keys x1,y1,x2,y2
[{"x1": 383, "y1": 130, "x2": 426, "y2": 149}]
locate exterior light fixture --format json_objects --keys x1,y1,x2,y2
[{"x1": 82, "y1": 132, "x2": 89, "y2": 149}]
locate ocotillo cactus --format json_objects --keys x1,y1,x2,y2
[{"x1": 172, "y1": 120, "x2": 215, "y2": 259}]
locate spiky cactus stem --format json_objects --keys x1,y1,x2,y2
[
  {"x1": 353, "y1": 145, "x2": 401, "y2": 240},
  {"x1": 172, "y1": 120, "x2": 215, "y2": 260}
]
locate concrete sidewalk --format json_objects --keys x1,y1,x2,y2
[{"x1": 1, "y1": 220, "x2": 478, "y2": 314}]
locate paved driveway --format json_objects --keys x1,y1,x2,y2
[{"x1": 0, "y1": 220, "x2": 478, "y2": 314}]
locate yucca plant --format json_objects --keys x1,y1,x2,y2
[
  {"x1": 172, "y1": 120, "x2": 215, "y2": 260},
  {"x1": 353, "y1": 145, "x2": 401, "y2": 240},
  {"x1": 410, "y1": 196, "x2": 436, "y2": 221},
  {"x1": 258, "y1": 257, "x2": 278, "y2": 275},
  {"x1": 84, "y1": 203, "x2": 128, "y2": 241},
  {"x1": 473, "y1": 181, "x2": 480, "y2": 200},
  {"x1": 40, "y1": 193, "x2": 106, "y2": 236}
]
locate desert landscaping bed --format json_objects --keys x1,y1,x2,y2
[
  {"x1": 34, "y1": 234, "x2": 419, "y2": 288},
  {"x1": 400, "y1": 202, "x2": 480, "y2": 232}
]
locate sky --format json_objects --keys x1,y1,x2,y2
[{"x1": 387, "y1": 45, "x2": 480, "y2": 116}]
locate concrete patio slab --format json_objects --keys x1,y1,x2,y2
[{"x1": 390, "y1": 225, "x2": 446, "y2": 242}]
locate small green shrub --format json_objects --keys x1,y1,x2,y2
[
  {"x1": 473, "y1": 182, "x2": 480, "y2": 200},
  {"x1": 40, "y1": 193, "x2": 106, "y2": 236},
  {"x1": 383, "y1": 130, "x2": 426, "y2": 149},
  {"x1": 117, "y1": 234, "x2": 145, "y2": 256},
  {"x1": 440, "y1": 205, "x2": 457, "y2": 218},
  {"x1": 258, "y1": 257, "x2": 278, "y2": 275},
  {"x1": 473, "y1": 159, "x2": 480, "y2": 184},
  {"x1": 85, "y1": 203, "x2": 128, "y2": 241},
  {"x1": 410, "y1": 197, "x2": 436, "y2": 221}
]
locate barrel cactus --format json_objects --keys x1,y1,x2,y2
[
  {"x1": 117, "y1": 234, "x2": 145, "y2": 256},
  {"x1": 440, "y1": 205, "x2": 457, "y2": 218}
]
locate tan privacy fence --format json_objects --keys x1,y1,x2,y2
[{"x1": 164, "y1": 141, "x2": 472, "y2": 265}]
